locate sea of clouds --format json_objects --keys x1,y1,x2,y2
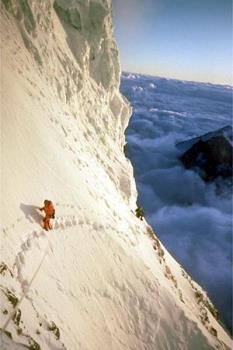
[{"x1": 121, "y1": 73, "x2": 232, "y2": 331}]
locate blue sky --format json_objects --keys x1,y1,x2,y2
[{"x1": 112, "y1": 0, "x2": 232, "y2": 85}]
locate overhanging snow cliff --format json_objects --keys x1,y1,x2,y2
[{"x1": 0, "y1": 1, "x2": 232, "y2": 349}]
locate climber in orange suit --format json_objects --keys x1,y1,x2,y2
[{"x1": 40, "y1": 200, "x2": 55, "y2": 231}]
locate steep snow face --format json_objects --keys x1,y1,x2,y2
[
  {"x1": 54, "y1": 0, "x2": 121, "y2": 91},
  {"x1": 0, "y1": 1, "x2": 232, "y2": 350},
  {"x1": 1, "y1": 0, "x2": 135, "y2": 213}
]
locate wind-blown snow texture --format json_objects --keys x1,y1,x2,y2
[
  {"x1": 0, "y1": 1, "x2": 232, "y2": 349},
  {"x1": 121, "y1": 72, "x2": 232, "y2": 332}
]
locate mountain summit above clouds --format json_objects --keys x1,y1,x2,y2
[{"x1": 177, "y1": 126, "x2": 232, "y2": 182}]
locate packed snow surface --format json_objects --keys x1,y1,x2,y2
[
  {"x1": 0, "y1": 1, "x2": 232, "y2": 350},
  {"x1": 121, "y1": 72, "x2": 232, "y2": 332}
]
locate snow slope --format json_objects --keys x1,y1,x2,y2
[{"x1": 0, "y1": 1, "x2": 231, "y2": 349}]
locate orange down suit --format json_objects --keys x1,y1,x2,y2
[{"x1": 40, "y1": 202, "x2": 55, "y2": 230}]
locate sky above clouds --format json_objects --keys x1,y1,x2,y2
[{"x1": 112, "y1": 0, "x2": 232, "y2": 85}]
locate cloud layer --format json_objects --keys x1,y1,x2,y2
[{"x1": 121, "y1": 73, "x2": 232, "y2": 331}]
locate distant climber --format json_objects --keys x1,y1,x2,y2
[
  {"x1": 135, "y1": 207, "x2": 144, "y2": 221},
  {"x1": 40, "y1": 200, "x2": 55, "y2": 231}
]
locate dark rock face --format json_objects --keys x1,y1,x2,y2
[{"x1": 178, "y1": 127, "x2": 233, "y2": 182}]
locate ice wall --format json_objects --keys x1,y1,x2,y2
[{"x1": 1, "y1": 0, "x2": 136, "y2": 206}]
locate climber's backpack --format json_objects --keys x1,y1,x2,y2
[{"x1": 45, "y1": 201, "x2": 55, "y2": 219}]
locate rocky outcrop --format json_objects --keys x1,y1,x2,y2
[{"x1": 177, "y1": 126, "x2": 232, "y2": 182}]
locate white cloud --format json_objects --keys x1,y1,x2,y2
[{"x1": 122, "y1": 73, "x2": 232, "y2": 329}]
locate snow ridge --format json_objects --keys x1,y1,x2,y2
[{"x1": 0, "y1": 1, "x2": 232, "y2": 349}]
